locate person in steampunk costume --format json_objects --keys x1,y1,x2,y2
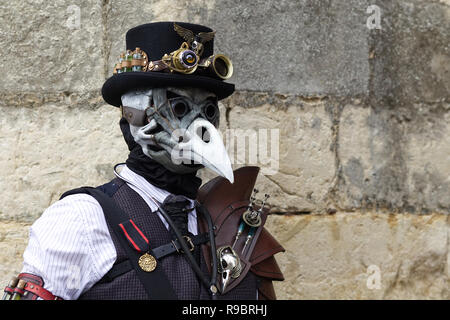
[{"x1": 3, "y1": 22, "x2": 284, "y2": 300}]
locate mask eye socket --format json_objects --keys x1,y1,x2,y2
[
  {"x1": 170, "y1": 98, "x2": 190, "y2": 118},
  {"x1": 203, "y1": 100, "x2": 218, "y2": 122}
]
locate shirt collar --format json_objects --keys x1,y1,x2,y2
[
  {"x1": 118, "y1": 164, "x2": 171, "y2": 204},
  {"x1": 117, "y1": 164, "x2": 194, "y2": 205}
]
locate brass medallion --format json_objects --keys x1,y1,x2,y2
[{"x1": 138, "y1": 253, "x2": 157, "y2": 272}]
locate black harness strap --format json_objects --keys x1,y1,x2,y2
[
  {"x1": 98, "y1": 260, "x2": 132, "y2": 284},
  {"x1": 153, "y1": 232, "x2": 209, "y2": 258},
  {"x1": 98, "y1": 232, "x2": 210, "y2": 283},
  {"x1": 61, "y1": 186, "x2": 178, "y2": 300}
]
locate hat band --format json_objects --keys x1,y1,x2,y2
[{"x1": 113, "y1": 43, "x2": 233, "y2": 80}]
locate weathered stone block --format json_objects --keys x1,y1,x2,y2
[
  {"x1": 224, "y1": 93, "x2": 335, "y2": 213},
  {"x1": 265, "y1": 212, "x2": 449, "y2": 300},
  {"x1": 0, "y1": 221, "x2": 30, "y2": 287},
  {"x1": 404, "y1": 104, "x2": 450, "y2": 212},
  {"x1": 0, "y1": 104, "x2": 128, "y2": 222},
  {"x1": 105, "y1": 0, "x2": 370, "y2": 96},
  {"x1": 104, "y1": 0, "x2": 201, "y2": 77},
  {"x1": 207, "y1": 0, "x2": 371, "y2": 96},
  {"x1": 369, "y1": 0, "x2": 450, "y2": 104},
  {"x1": 337, "y1": 103, "x2": 450, "y2": 213},
  {"x1": 0, "y1": 1, "x2": 104, "y2": 93}
]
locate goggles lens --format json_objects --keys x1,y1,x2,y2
[{"x1": 180, "y1": 50, "x2": 198, "y2": 69}]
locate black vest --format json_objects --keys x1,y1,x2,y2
[{"x1": 79, "y1": 178, "x2": 258, "y2": 300}]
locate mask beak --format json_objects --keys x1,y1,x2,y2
[
  {"x1": 172, "y1": 118, "x2": 234, "y2": 184},
  {"x1": 221, "y1": 270, "x2": 231, "y2": 293}
]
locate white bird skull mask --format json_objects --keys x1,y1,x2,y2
[{"x1": 121, "y1": 87, "x2": 234, "y2": 183}]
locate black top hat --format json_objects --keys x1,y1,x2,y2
[{"x1": 102, "y1": 22, "x2": 235, "y2": 107}]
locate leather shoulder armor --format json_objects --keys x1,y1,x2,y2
[{"x1": 197, "y1": 166, "x2": 285, "y2": 299}]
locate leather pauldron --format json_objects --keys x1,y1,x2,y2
[{"x1": 197, "y1": 166, "x2": 285, "y2": 299}]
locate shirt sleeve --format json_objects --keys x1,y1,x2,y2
[{"x1": 21, "y1": 194, "x2": 116, "y2": 300}]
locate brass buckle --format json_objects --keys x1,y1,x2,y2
[{"x1": 174, "y1": 236, "x2": 195, "y2": 253}]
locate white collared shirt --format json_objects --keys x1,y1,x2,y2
[{"x1": 21, "y1": 165, "x2": 198, "y2": 300}]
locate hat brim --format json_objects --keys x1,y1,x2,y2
[{"x1": 102, "y1": 72, "x2": 235, "y2": 107}]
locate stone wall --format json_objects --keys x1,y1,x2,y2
[{"x1": 0, "y1": 0, "x2": 449, "y2": 299}]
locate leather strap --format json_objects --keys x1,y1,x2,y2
[
  {"x1": 3, "y1": 287, "x2": 14, "y2": 294},
  {"x1": 121, "y1": 60, "x2": 132, "y2": 68},
  {"x1": 131, "y1": 59, "x2": 145, "y2": 67},
  {"x1": 148, "y1": 60, "x2": 169, "y2": 72},
  {"x1": 61, "y1": 186, "x2": 178, "y2": 300},
  {"x1": 99, "y1": 233, "x2": 210, "y2": 283},
  {"x1": 15, "y1": 273, "x2": 63, "y2": 300},
  {"x1": 13, "y1": 287, "x2": 25, "y2": 296},
  {"x1": 98, "y1": 260, "x2": 133, "y2": 284},
  {"x1": 153, "y1": 232, "x2": 209, "y2": 258},
  {"x1": 23, "y1": 282, "x2": 61, "y2": 300}
]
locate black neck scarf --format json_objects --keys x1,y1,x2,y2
[{"x1": 119, "y1": 118, "x2": 202, "y2": 199}]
